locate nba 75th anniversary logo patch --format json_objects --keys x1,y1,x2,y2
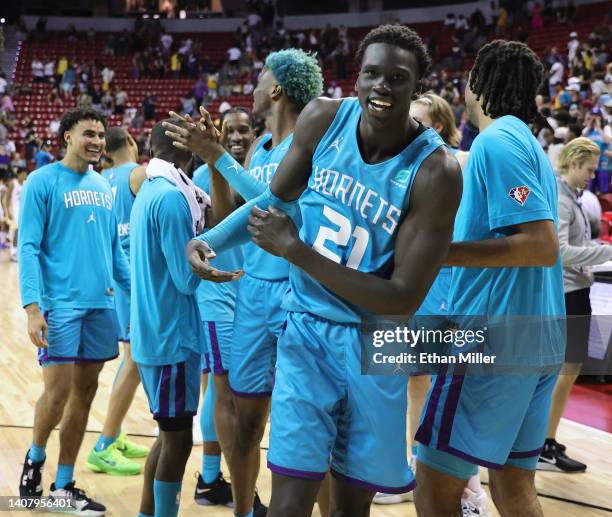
[{"x1": 508, "y1": 186, "x2": 530, "y2": 206}]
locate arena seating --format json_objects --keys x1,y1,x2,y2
[{"x1": 9, "y1": 1, "x2": 609, "y2": 158}]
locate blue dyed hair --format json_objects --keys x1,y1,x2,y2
[{"x1": 265, "y1": 49, "x2": 323, "y2": 110}]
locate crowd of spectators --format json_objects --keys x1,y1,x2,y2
[{"x1": 1, "y1": 2, "x2": 611, "y2": 197}]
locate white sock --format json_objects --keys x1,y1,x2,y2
[{"x1": 466, "y1": 473, "x2": 483, "y2": 494}]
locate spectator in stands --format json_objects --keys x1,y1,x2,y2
[
  {"x1": 102, "y1": 65, "x2": 114, "y2": 90},
  {"x1": 170, "y1": 51, "x2": 181, "y2": 78},
  {"x1": 90, "y1": 84, "x2": 103, "y2": 111},
  {"x1": 568, "y1": 31, "x2": 580, "y2": 64},
  {"x1": 160, "y1": 30, "x2": 173, "y2": 56},
  {"x1": 326, "y1": 81, "x2": 342, "y2": 99},
  {"x1": 0, "y1": 73, "x2": 6, "y2": 95},
  {"x1": 455, "y1": 14, "x2": 469, "y2": 39},
  {"x1": 193, "y1": 76, "x2": 207, "y2": 107},
  {"x1": 131, "y1": 108, "x2": 145, "y2": 130},
  {"x1": 143, "y1": 93, "x2": 156, "y2": 121},
  {"x1": 67, "y1": 24, "x2": 78, "y2": 44},
  {"x1": 31, "y1": 59, "x2": 44, "y2": 83},
  {"x1": 101, "y1": 90, "x2": 114, "y2": 117},
  {"x1": 180, "y1": 92, "x2": 196, "y2": 116},
  {"x1": 207, "y1": 73, "x2": 218, "y2": 100},
  {"x1": 77, "y1": 90, "x2": 93, "y2": 109},
  {"x1": 114, "y1": 87, "x2": 128, "y2": 115},
  {"x1": 46, "y1": 87, "x2": 63, "y2": 107},
  {"x1": 444, "y1": 13, "x2": 456, "y2": 28},
  {"x1": 34, "y1": 141, "x2": 54, "y2": 169},
  {"x1": 48, "y1": 116, "x2": 60, "y2": 136},
  {"x1": 62, "y1": 65, "x2": 75, "y2": 97},
  {"x1": 227, "y1": 45, "x2": 242, "y2": 70},
  {"x1": 1, "y1": 94, "x2": 14, "y2": 115},
  {"x1": 56, "y1": 56, "x2": 68, "y2": 85},
  {"x1": 495, "y1": 5, "x2": 508, "y2": 34},
  {"x1": 549, "y1": 126, "x2": 569, "y2": 169},
  {"x1": 218, "y1": 100, "x2": 232, "y2": 115},
  {"x1": 549, "y1": 55, "x2": 565, "y2": 98},
  {"x1": 104, "y1": 33, "x2": 116, "y2": 56},
  {"x1": 179, "y1": 38, "x2": 193, "y2": 56},
  {"x1": 583, "y1": 109, "x2": 611, "y2": 193}
]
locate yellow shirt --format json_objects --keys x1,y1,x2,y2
[{"x1": 57, "y1": 58, "x2": 68, "y2": 76}]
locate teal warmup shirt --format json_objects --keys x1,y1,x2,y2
[
  {"x1": 192, "y1": 164, "x2": 243, "y2": 322},
  {"x1": 283, "y1": 97, "x2": 445, "y2": 323},
  {"x1": 19, "y1": 162, "x2": 130, "y2": 310},
  {"x1": 448, "y1": 116, "x2": 565, "y2": 362},
  {"x1": 130, "y1": 176, "x2": 203, "y2": 365},
  {"x1": 244, "y1": 133, "x2": 293, "y2": 281},
  {"x1": 103, "y1": 161, "x2": 138, "y2": 254}
]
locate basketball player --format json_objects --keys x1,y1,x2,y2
[
  {"x1": 18, "y1": 108, "x2": 130, "y2": 516},
  {"x1": 192, "y1": 107, "x2": 254, "y2": 506},
  {"x1": 185, "y1": 26, "x2": 462, "y2": 516},
  {"x1": 6, "y1": 167, "x2": 27, "y2": 261},
  {"x1": 414, "y1": 41, "x2": 564, "y2": 517},
  {"x1": 164, "y1": 49, "x2": 324, "y2": 517},
  {"x1": 131, "y1": 121, "x2": 224, "y2": 517},
  {"x1": 86, "y1": 127, "x2": 149, "y2": 476},
  {"x1": 0, "y1": 170, "x2": 9, "y2": 247}
]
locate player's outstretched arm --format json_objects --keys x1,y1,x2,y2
[
  {"x1": 188, "y1": 97, "x2": 340, "y2": 278},
  {"x1": 249, "y1": 148, "x2": 462, "y2": 315}
]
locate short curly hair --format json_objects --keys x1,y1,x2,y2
[
  {"x1": 58, "y1": 108, "x2": 107, "y2": 146},
  {"x1": 356, "y1": 24, "x2": 431, "y2": 80},
  {"x1": 265, "y1": 49, "x2": 324, "y2": 110}
]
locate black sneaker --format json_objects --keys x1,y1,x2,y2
[
  {"x1": 49, "y1": 481, "x2": 106, "y2": 516},
  {"x1": 194, "y1": 471, "x2": 233, "y2": 507},
  {"x1": 537, "y1": 439, "x2": 587, "y2": 473},
  {"x1": 254, "y1": 490, "x2": 267, "y2": 517},
  {"x1": 19, "y1": 450, "x2": 44, "y2": 498}
]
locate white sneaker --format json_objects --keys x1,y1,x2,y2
[
  {"x1": 461, "y1": 488, "x2": 492, "y2": 517},
  {"x1": 373, "y1": 491, "x2": 413, "y2": 504},
  {"x1": 193, "y1": 416, "x2": 203, "y2": 445}
]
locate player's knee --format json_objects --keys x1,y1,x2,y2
[
  {"x1": 45, "y1": 381, "x2": 71, "y2": 407},
  {"x1": 271, "y1": 494, "x2": 312, "y2": 517},
  {"x1": 236, "y1": 412, "x2": 267, "y2": 449},
  {"x1": 489, "y1": 468, "x2": 536, "y2": 511}
]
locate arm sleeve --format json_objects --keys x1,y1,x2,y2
[
  {"x1": 214, "y1": 152, "x2": 266, "y2": 200},
  {"x1": 159, "y1": 192, "x2": 201, "y2": 295},
  {"x1": 558, "y1": 196, "x2": 612, "y2": 266},
  {"x1": 18, "y1": 175, "x2": 47, "y2": 307},
  {"x1": 198, "y1": 187, "x2": 299, "y2": 253},
  {"x1": 111, "y1": 212, "x2": 131, "y2": 292},
  {"x1": 482, "y1": 134, "x2": 554, "y2": 234}
]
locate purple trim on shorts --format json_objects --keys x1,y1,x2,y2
[
  {"x1": 230, "y1": 386, "x2": 272, "y2": 399},
  {"x1": 508, "y1": 447, "x2": 543, "y2": 459},
  {"x1": 153, "y1": 410, "x2": 197, "y2": 420},
  {"x1": 39, "y1": 353, "x2": 119, "y2": 365},
  {"x1": 267, "y1": 461, "x2": 326, "y2": 481},
  {"x1": 414, "y1": 365, "x2": 448, "y2": 445},
  {"x1": 175, "y1": 362, "x2": 186, "y2": 415},
  {"x1": 159, "y1": 365, "x2": 172, "y2": 417},
  {"x1": 441, "y1": 445, "x2": 504, "y2": 470},
  {"x1": 208, "y1": 322, "x2": 225, "y2": 375},
  {"x1": 202, "y1": 352, "x2": 211, "y2": 374},
  {"x1": 438, "y1": 372, "x2": 465, "y2": 448},
  {"x1": 331, "y1": 469, "x2": 416, "y2": 494}
]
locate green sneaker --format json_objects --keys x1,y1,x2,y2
[
  {"x1": 115, "y1": 432, "x2": 150, "y2": 459},
  {"x1": 87, "y1": 442, "x2": 142, "y2": 476}
]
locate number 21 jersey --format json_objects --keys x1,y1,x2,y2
[{"x1": 283, "y1": 97, "x2": 445, "y2": 323}]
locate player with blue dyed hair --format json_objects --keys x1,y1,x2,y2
[{"x1": 163, "y1": 48, "x2": 324, "y2": 517}]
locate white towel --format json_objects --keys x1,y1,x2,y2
[{"x1": 146, "y1": 157, "x2": 210, "y2": 235}]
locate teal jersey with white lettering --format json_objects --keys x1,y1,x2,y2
[
  {"x1": 193, "y1": 164, "x2": 244, "y2": 321},
  {"x1": 283, "y1": 97, "x2": 445, "y2": 323},
  {"x1": 244, "y1": 133, "x2": 293, "y2": 280},
  {"x1": 130, "y1": 176, "x2": 203, "y2": 365},
  {"x1": 103, "y1": 162, "x2": 138, "y2": 254},
  {"x1": 18, "y1": 162, "x2": 130, "y2": 310}
]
